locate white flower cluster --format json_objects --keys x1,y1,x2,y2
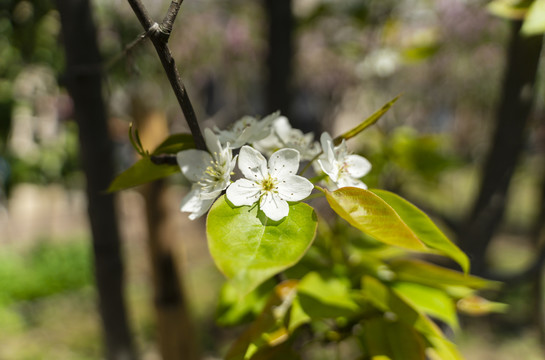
[{"x1": 176, "y1": 113, "x2": 372, "y2": 221}]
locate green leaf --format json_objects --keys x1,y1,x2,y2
[
  {"x1": 334, "y1": 95, "x2": 401, "y2": 145},
  {"x1": 108, "y1": 132, "x2": 194, "y2": 192},
  {"x1": 288, "y1": 297, "x2": 311, "y2": 332},
  {"x1": 370, "y1": 189, "x2": 469, "y2": 273},
  {"x1": 249, "y1": 341, "x2": 301, "y2": 360},
  {"x1": 152, "y1": 133, "x2": 195, "y2": 155},
  {"x1": 216, "y1": 280, "x2": 275, "y2": 326},
  {"x1": 392, "y1": 282, "x2": 459, "y2": 330},
  {"x1": 362, "y1": 318, "x2": 395, "y2": 359},
  {"x1": 322, "y1": 187, "x2": 427, "y2": 251},
  {"x1": 522, "y1": 0, "x2": 545, "y2": 35},
  {"x1": 129, "y1": 123, "x2": 147, "y2": 156},
  {"x1": 107, "y1": 157, "x2": 179, "y2": 192},
  {"x1": 362, "y1": 317, "x2": 427, "y2": 360},
  {"x1": 388, "y1": 259, "x2": 496, "y2": 291},
  {"x1": 226, "y1": 281, "x2": 298, "y2": 360},
  {"x1": 296, "y1": 272, "x2": 360, "y2": 319},
  {"x1": 207, "y1": 196, "x2": 317, "y2": 294},
  {"x1": 362, "y1": 276, "x2": 464, "y2": 360}
]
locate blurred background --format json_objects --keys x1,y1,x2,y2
[{"x1": 1, "y1": 0, "x2": 545, "y2": 359}]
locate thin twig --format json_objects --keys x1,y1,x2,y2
[
  {"x1": 126, "y1": 0, "x2": 206, "y2": 150},
  {"x1": 106, "y1": 30, "x2": 148, "y2": 70}
]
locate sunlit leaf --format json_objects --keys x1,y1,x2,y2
[
  {"x1": 207, "y1": 196, "x2": 317, "y2": 294},
  {"x1": 334, "y1": 95, "x2": 401, "y2": 145},
  {"x1": 388, "y1": 259, "x2": 496, "y2": 290},
  {"x1": 322, "y1": 187, "x2": 427, "y2": 251},
  {"x1": 392, "y1": 282, "x2": 459, "y2": 330},
  {"x1": 152, "y1": 133, "x2": 195, "y2": 155},
  {"x1": 107, "y1": 157, "x2": 179, "y2": 192},
  {"x1": 370, "y1": 189, "x2": 469, "y2": 273},
  {"x1": 288, "y1": 297, "x2": 311, "y2": 332},
  {"x1": 522, "y1": 0, "x2": 545, "y2": 35}
]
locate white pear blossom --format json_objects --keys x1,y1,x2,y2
[
  {"x1": 317, "y1": 132, "x2": 371, "y2": 190},
  {"x1": 226, "y1": 146, "x2": 313, "y2": 221},
  {"x1": 214, "y1": 112, "x2": 280, "y2": 149},
  {"x1": 254, "y1": 116, "x2": 321, "y2": 161},
  {"x1": 176, "y1": 128, "x2": 237, "y2": 220}
]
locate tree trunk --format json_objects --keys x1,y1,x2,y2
[
  {"x1": 131, "y1": 102, "x2": 200, "y2": 360},
  {"x1": 143, "y1": 179, "x2": 199, "y2": 360},
  {"x1": 56, "y1": 1, "x2": 138, "y2": 359},
  {"x1": 264, "y1": 0, "x2": 294, "y2": 119},
  {"x1": 459, "y1": 21, "x2": 543, "y2": 275}
]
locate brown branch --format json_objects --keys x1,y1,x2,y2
[
  {"x1": 126, "y1": 0, "x2": 206, "y2": 150},
  {"x1": 150, "y1": 154, "x2": 178, "y2": 165},
  {"x1": 160, "y1": 0, "x2": 182, "y2": 39}
]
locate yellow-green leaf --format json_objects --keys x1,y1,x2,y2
[
  {"x1": 323, "y1": 187, "x2": 427, "y2": 251},
  {"x1": 370, "y1": 189, "x2": 469, "y2": 273},
  {"x1": 392, "y1": 282, "x2": 459, "y2": 330},
  {"x1": 334, "y1": 95, "x2": 401, "y2": 145}
]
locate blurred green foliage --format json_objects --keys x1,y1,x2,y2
[{"x1": 0, "y1": 239, "x2": 92, "y2": 306}]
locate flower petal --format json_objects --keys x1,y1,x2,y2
[
  {"x1": 337, "y1": 175, "x2": 368, "y2": 190},
  {"x1": 180, "y1": 187, "x2": 216, "y2": 220},
  {"x1": 269, "y1": 148, "x2": 300, "y2": 178},
  {"x1": 317, "y1": 157, "x2": 339, "y2": 181},
  {"x1": 226, "y1": 178, "x2": 261, "y2": 206},
  {"x1": 204, "y1": 128, "x2": 222, "y2": 156},
  {"x1": 177, "y1": 150, "x2": 213, "y2": 182},
  {"x1": 320, "y1": 132, "x2": 336, "y2": 161},
  {"x1": 276, "y1": 175, "x2": 313, "y2": 202},
  {"x1": 344, "y1": 154, "x2": 371, "y2": 178},
  {"x1": 271, "y1": 116, "x2": 292, "y2": 138},
  {"x1": 238, "y1": 146, "x2": 268, "y2": 181},
  {"x1": 260, "y1": 192, "x2": 289, "y2": 221}
]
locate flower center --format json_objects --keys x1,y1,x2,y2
[
  {"x1": 198, "y1": 158, "x2": 227, "y2": 191},
  {"x1": 261, "y1": 176, "x2": 277, "y2": 192}
]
